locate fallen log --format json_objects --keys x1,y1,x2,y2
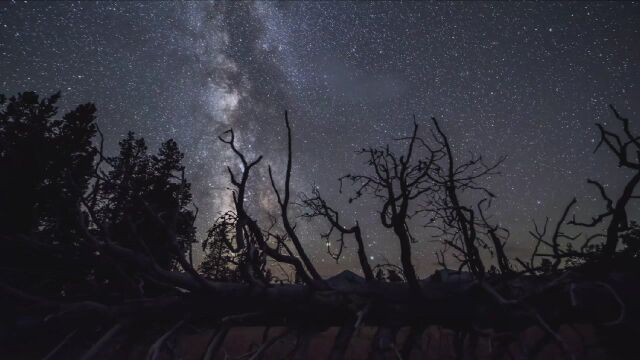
[{"x1": 3, "y1": 270, "x2": 638, "y2": 338}]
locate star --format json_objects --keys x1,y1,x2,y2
[{"x1": 1, "y1": 1, "x2": 638, "y2": 276}]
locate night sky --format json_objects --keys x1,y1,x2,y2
[{"x1": 1, "y1": 1, "x2": 639, "y2": 277}]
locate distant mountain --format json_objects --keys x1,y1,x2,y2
[{"x1": 326, "y1": 270, "x2": 366, "y2": 290}]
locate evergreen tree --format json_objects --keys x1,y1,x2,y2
[
  {"x1": 98, "y1": 133, "x2": 196, "y2": 270},
  {"x1": 199, "y1": 212, "x2": 239, "y2": 281},
  {"x1": 0, "y1": 91, "x2": 97, "y2": 295},
  {"x1": 0, "y1": 92, "x2": 196, "y2": 297}
]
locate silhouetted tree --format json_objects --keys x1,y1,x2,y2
[
  {"x1": 0, "y1": 91, "x2": 96, "y2": 237},
  {"x1": 199, "y1": 211, "x2": 241, "y2": 281},
  {"x1": 0, "y1": 91, "x2": 97, "y2": 296},
  {"x1": 426, "y1": 118, "x2": 506, "y2": 278},
  {"x1": 569, "y1": 105, "x2": 640, "y2": 258},
  {"x1": 525, "y1": 105, "x2": 640, "y2": 271},
  {"x1": 97, "y1": 133, "x2": 196, "y2": 271},
  {"x1": 217, "y1": 121, "x2": 323, "y2": 288},
  {"x1": 267, "y1": 111, "x2": 324, "y2": 283},
  {"x1": 339, "y1": 120, "x2": 440, "y2": 292},
  {"x1": 338, "y1": 117, "x2": 505, "y2": 287}
]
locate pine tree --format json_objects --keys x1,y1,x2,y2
[
  {"x1": 199, "y1": 212, "x2": 238, "y2": 281},
  {"x1": 0, "y1": 91, "x2": 97, "y2": 296},
  {"x1": 97, "y1": 134, "x2": 196, "y2": 270}
]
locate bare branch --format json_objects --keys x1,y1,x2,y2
[{"x1": 299, "y1": 187, "x2": 374, "y2": 281}]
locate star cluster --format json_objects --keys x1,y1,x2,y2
[{"x1": 1, "y1": 1, "x2": 639, "y2": 276}]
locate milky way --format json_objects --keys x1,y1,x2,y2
[{"x1": 1, "y1": 1, "x2": 639, "y2": 276}]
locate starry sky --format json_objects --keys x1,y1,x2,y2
[{"x1": 1, "y1": 1, "x2": 639, "y2": 277}]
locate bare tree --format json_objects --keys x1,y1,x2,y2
[
  {"x1": 268, "y1": 111, "x2": 324, "y2": 282},
  {"x1": 423, "y1": 117, "x2": 505, "y2": 278},
  {"x1": 569, "y1": 105, "x2": 640, "y2": 258},
  {"x1": 218, "y1": 125, "x2": 322, "y2": 288},
  {"x1": 339, "y1": 119, "x2": 441, "y2": 292},
  {"x1": 478, "y1": 198, "x2": 513, "y2": 274},
  {"x1": 526, "y1": 198, "x2": 578, "y2": 272}
]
